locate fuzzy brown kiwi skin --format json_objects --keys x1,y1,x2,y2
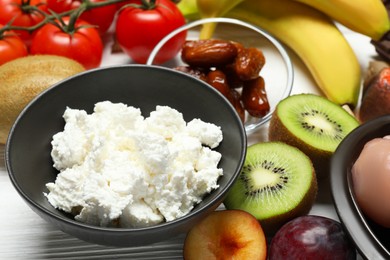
[
  {"x1": 0, "y1": 55, "x2": 85, "y2": 144},
  {"x1": 260, "y1": 160, "x2": 318, "y2": 236},
  {"x1": 268, "y1": 111, "x2": 331, "y2": 179}
]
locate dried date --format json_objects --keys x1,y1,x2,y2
[
  {"x1": 234, "y1": 47, "x2": 265, "y2": 81},
  {"x1": 206, "y1": 69, "x2": 232, "y2": 99},
  {"x1": 230, "y1": 89, "x2": 246, "y2": 123},
  {"x1": 177, "y1": 38, "x2": 270, "y2": 122},
  {"x1": 174, "y1": 66, "x2": 208, "y2": 81},
  {"x1": 181, "y1": 39, "x2": 238, "y2": 68},
  {"x1": 241, "y1": 76, "x2": 270, "y2": 117}
]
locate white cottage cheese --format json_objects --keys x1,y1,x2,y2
[{"x1": 45, "y1": 101, "x2": 223, "y2": 228}]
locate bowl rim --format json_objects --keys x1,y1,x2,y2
[
  {"x1": 5, "y1": 64, "x2": 248, "y2": 234},
  {"x1": 146, "y1": 17, "x2": 294, "y2": 135},
  {"x1": 331, "y1": 115, "x2": 390, "y2": 259}
]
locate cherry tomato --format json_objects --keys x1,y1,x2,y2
[
  {"x1": 116, "y1": 0, "x2": 131, "y2": 10},
  {"x1": 0, "y1": 26, "x2": 28, "y2": 66},
  {"x1": 46, "y1": 0, "x2": 117, "y2": 35},
  {"x1": 46, "y1": 0, "x2": 78, "y2": 11},
  {"x1": 30, "y1": 17, "x2": 103, "y2": 69},
  {"x1": 115, "y1": 0, "x2": 186, "y2": 64},
  {"x1": 0, "y1": 0, "x2": 48, "y2": 44}
]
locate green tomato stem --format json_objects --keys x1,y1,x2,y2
[{"x1": 0, "y1": 0, "x2": 128, "y2": 36}]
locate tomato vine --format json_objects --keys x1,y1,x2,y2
[
  {"x1": 0, "y1": 0, "x2": 185, "y2": 67},
  {"x1": 0, "y1": 0, "x2": 126, "y2": 36}
]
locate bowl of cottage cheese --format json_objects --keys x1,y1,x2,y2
[{"x1": 5, "y1": 65, "x2": 247, "y2": 247}]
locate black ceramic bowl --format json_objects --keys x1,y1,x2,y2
[
  {"x1": 5, "y1": 65, "x2": 247, "y2": 247},
  {"x1": 331, "y1": 115, "x2": 390, "y2": 259}
]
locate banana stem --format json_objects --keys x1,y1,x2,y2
[
  {"x1": 199, "y1": 22, "x2": 218, "y2": 39},
  {"x1": 196, "y1": 0, "x2": 244, "y2": 39},
  {"x1": 342, "y1": 105, "x2": 357, "y2": 119}
]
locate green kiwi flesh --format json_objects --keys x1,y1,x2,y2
[
  {"x1": 268, "y1": 94, "x2": 359, "y2": 177},
  {"x1": 224, "y1": 142, "x2": 317, "y2": 235},
  {"x1": 270, "y1": 94, "x2": 359, "y2": 152}
]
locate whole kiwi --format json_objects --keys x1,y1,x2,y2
[{"x1": 0, "y1": 55, "x2": 85, "y2": 144}]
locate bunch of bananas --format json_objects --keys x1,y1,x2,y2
[{"x1": 177, "y1": 0, "x2": 390, "y2": 109}]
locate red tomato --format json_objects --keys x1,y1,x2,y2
[
  {"x1": 115, "y1": 0, "x2": 186, "y2": 64},
  {"x1": 0, "y1": 26, "x2": 28, "y2": 66},
  {"x1": 0, "y1": 0, "x2": 48, "y2": 44},
  {"x1": 46, "y1": 0, "x2": 117, "y2": 34},
  {"x1": 30, "y1": 17, "x2": 103, "y2": 69},
  {"x1": 46, "y1": 0, "x2": 78, "y2": 11},
  {"x1": 116, "y1": 0, "x2": 131, "y2": 10}
]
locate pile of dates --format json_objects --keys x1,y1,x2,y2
[{"x1": 175, "y1": 39, "x2": 270, "y2": 122}]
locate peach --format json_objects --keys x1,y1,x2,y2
[
  {"x1": 352, "y1": 136, "x2": 390, "y2": 227},
  {"x1": 183, "y1": 209, "x2": 267, "y2": 259}
]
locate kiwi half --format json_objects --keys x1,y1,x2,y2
[
  {"x1": 224, "y1": 142, "x2": 317, "y2": 235},
  {"x1": 268, "y1": 93, "x2": 359, "y2": 178}
]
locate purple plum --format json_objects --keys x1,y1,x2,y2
[{"x1": 269, "y1": 215, "x2": 356, "y2": 260}]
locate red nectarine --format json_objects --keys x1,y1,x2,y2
[{"x1": 183, "y1": 210, "x2": 267, "y2": 259}]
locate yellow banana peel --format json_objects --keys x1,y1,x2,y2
[
  {"x1": 294, "y1": 0, "x2": 390, "y2": 40},
  {"x1": 196, "y1": 0, "x2": 244, "y2": 39},
  {"x1": 177, "y1": 0, "x2": 199, "y2": 20},
  {"x1": 227, "y1": 0, "x2": 361, "y2": 108}
]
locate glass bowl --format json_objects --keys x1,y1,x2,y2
[{"x1": 146, "y1": 17, "x2": 294, "y2": 134}]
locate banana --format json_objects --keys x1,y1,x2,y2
[
  {"x1": 293, "y1": 0, "x2": 390, "y2": 40},
  {"x1": 177, "y1": 0, "x2": 199, "y2": 19},
  {"x1": 227, "y1": 0, "x2": 361, "y2": 108},
  {"x1": 196, "y1": 0, "x2": 244, "y2": 39}
]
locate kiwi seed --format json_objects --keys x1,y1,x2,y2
[
  {"x1": 268, "y1": 93, "x2": 359, "y2": 178},
  {"x1": 224, "y1": 141, "x2": 317, "y2": 235}
]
